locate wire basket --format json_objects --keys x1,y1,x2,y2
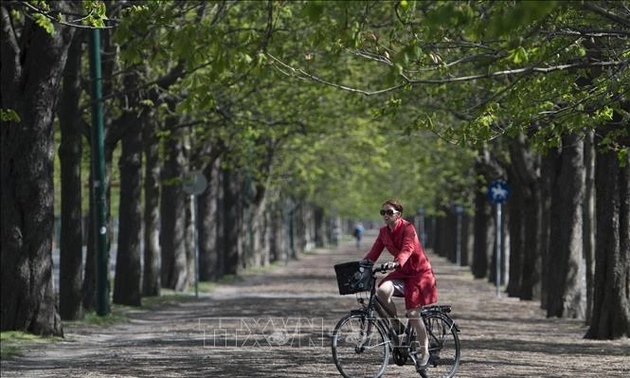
[{"x1": 334, "y1": 261, "x2": 374, "y2": 295}]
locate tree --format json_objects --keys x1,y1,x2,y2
[
  {"x1": 547, "y1": 134, "x2": 585, "y2": 318},
  {"x1": 586, "y1": 122, "x2": 630, "y2": 339},
  {"x1": 1, "y1": 0, "x2": 79, "y2": 335},
  {"x1": 57, "y1": 30, "x2": 86, "y2": 320},
  {"x1": 112, "y1": 71, "x2": 144, "y2": 306},
  {"x1": 264, "y1": 0, "x2": 629, "y2": 338}
]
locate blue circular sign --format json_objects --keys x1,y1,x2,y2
[{"x1": 488, "y1": 180, "x2": 511, "y2": 204}]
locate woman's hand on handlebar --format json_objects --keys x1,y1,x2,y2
[{"x1": 379, "y1": 261, "x2": 398, "y2": 272}]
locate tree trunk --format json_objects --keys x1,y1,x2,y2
[
  {"x1": 547, "y1": 134, "x2": 585, "y2": 318},
  {"x1": 539, "y1": 152, "x2": 555, "y2": 310},
  {"x1": 113, "y1": 93, "x2": 143, "y2": 306},
  {"x1": 142, "y1": 109, "x2": 161, "y2": 296},
  {"x1": 585, "y1": 125, "x2": 630, "y2": 339},
  {"x1": 160, "y1": 126, "x2": 189, "y2": 291},
  {"x1": 82, "y1": 173, "x2": 97, "y2": 310},
  {"x1": 507, "y1": 134, "x2": 542, "y2": 300},
  {"x1": 57, "y1": 30, "x2": 85, "y2": 321},
  {"x1": 222, "y1": 167, "x2": 242, "y2": 276},
  {"x1": 251, "y1": 183, "x2": 269, "y2": 267},
  {"x1": 521, "y1": 180, "x2": 542, "y2": 301},
  {"x1": 506, "y1": 175, "x2": 524, "y2": 297},
  {"x1": 471, "y1": 146, "x2": 503, "y2": 279},
  {"x1": 313, "y1": 206, "x2": 325, "y2": 248},
  {"x1": 583, "y1": 130, "x2": 596, "y2": 323},
  {"x1": 472, "y1": 188, "x2": 494, "y2": 279},
  {"x1": 1, "y1": 1, "x2": 76, "y2": 335},
  {"x1": 269, "y1": 201, "x2": 287, "y2": 264},
  {"x1": 198, "y1": 158, "x2": 220, "y2": 281}
]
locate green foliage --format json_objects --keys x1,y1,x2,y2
[
  {"x1": 83, "y1": 0, "x2": 108, "y2": 28},
  {"x1": 52, "y1": 0, "x2": 627, "y2": 222},
  {"x1": 0, "y1": 108, "x2": 21, "y2": 122},
  {"x1": 33, "y1": 12, "x2": 54, "y2": 34}
]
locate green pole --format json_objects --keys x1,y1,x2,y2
[{"x1": 89, "y1": 28, "x2": 109, "y2": 316}]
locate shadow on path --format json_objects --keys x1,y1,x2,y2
[{"x1": 2, "y1": 233, "x2": 629, "y2": 377}]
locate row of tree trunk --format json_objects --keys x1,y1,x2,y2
[{"x1": 430, "y1": 130, "x2": 630, "y2": 340}]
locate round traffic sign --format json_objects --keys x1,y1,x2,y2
[
  {"x1": 183, "y1": 170, "x2": 207, "y2": 195},
  {"x1": 488, "y1": 180, "x2": 511, "y2": 204}
]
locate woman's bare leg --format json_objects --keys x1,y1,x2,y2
[
  {"x1": 407, "y1": 308, "x2": 430, "y2": 369},
  {"x1": 376, "y1": 281, "x2": 397, "y2": 318}
]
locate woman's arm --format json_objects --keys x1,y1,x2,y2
[
  {"x1": 364, "y1": 230, "x2": 385, "y2": 262},
  {"x1": 395, "y1": 223, "x2": 417, "y2": 268}
]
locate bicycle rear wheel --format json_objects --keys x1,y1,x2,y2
[
  {"x1": 331, "y1": 313, "x2": 390, "y2": 378},
  {"x1": 422, "y1": 313, "x2": 460, "y2": 378}
]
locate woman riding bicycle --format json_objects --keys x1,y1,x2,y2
[{"x1": 362, "y1": 199, "x2": 437, "y2": 373}]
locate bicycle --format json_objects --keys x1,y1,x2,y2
[{"x1": 332, "y1": 260, "x2": 461, "y2": 378}]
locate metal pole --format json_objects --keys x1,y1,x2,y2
[
  {"x1": 89, "y1": 28, "x2": 109, "y2": 316},
  {"x1": 456, "y1": 213, "x2": 462, "y2": 266},
  {"x1": 191, "y1": 194, "x2": 199, "y2": 298},
  {"x1": 496, "y1": 203, "x2": 502, "y2": 298}
]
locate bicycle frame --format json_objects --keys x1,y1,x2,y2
[{"x1": 354, "y1": 268, "x2": 408, "y2": 347}]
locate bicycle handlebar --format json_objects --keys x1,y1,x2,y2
[{"x1": 374, "y1": 263, "x2": 397, "y2": 274}]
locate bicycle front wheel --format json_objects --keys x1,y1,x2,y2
[
  {"x1": 331, "y1": 313, "x2": 390, "y2": 378},
  {"x1": 423, "y1": 313, "x2": 460, "y2": 378}
]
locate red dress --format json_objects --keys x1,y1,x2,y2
[{"x1": 364, "y1": 219, "x2": 437, "y2": 309}]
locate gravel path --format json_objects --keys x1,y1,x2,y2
[{"x1": 2, "y1": 232, "x2": 629, "y2": 377}]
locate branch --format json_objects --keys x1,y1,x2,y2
[
  {"x1": 0, "y1": 5, "x2": 21, "y2": 89},
  {"x1": 266, "y1": 53, "x2": 407, "y2": 96},
  {"x1": 266, "y1": 53, "x2": 629, "y2": 96},
  {"x1": 18, "y1": 1, "x2": 117, "y2": 29},
  {"x1": 582, "y1": 2, "x2": 630, "y2": 28}
]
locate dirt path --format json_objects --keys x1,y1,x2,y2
[{"x1": 2, "y1": 233, "x2": 629, "y2": 377}]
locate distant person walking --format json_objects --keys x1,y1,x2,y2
[{"x1": 353, "y1": 222, "x2": 364, "y2": 249}]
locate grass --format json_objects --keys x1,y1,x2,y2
[
  {"x1": 0, "y1": 331, "x2": 62, "y2": 359},
  {"x1": 1, "y1": 306, "x2": 130, "y2": 359}
]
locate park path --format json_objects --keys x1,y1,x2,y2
[{"x1": 2, "y1": 231, "x2": 629, "y2": 377}]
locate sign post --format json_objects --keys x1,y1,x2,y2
[
  {"x1": 183, "y1": 170, "x2": 207, "y2": 298},
  {"x1": 488, "y1": 180, "x2": 511, "y2": 297}
]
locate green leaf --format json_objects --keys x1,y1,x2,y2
[
  {"x1": 1, "y1": 108, "x2": 21, "y2": 122},
  {"x1": 33, "y1": 13, "x2": 54, "y2": 35}
]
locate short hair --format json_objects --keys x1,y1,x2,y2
[{"x1": 382, "y1": 199, "x2": 403, "y2": 214}]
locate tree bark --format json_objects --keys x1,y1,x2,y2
[
  {"x1": 547, "y1": 134, "x2": 585, "y2": 318},
  {"x1": 251, "y1": 183, "x2": 269, "y2": 267},
  {"x1": 507, "y1": 134, "x2": 542, "y2": 300},
  {"x1": 313, "y1": 206, "x2": 325, "y2": 248},
  {"x1": 506, "y1": 174, "x2": 524, "y2": 297},
  {"x1": 222, "y1": 166, "x2": 242, "y2": 276},
  {"x1": 472, "y1": 188, "x2": 494, "y2": 279},
  {"x1": 113, "y1": 75, "x2": 144, "y2": 306},
  {"x1": 1, "y1": 1, "x2": 76, "y2": 335},
  {"x1": 583, "y1": 130, "x2": 596, "y2": 323},
  {"x1": 198, "y1": 157, "x2": 220, "y2": 281},
  {"x1": 539, "y1": 152, "x2": 555, "y2": 310},
  {"x1": 142, "y1": 109, "x2": 161, "y2": 296},
  {"x1": 472, "y1": 146, "x2": 503, "y2": 279},
  {"x1": 57, "y1": 30, "x2": 85, "y2": 320},
  {"x1": 585, "y1": 124, "x2": 630, "y2": 339},
  {"x1": 160, "y1": 126, "x2": 189, "y2": 291}
]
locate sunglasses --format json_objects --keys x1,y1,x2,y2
[{"x1": 380, "y1": 209, "x2": 399, "y2": 216}]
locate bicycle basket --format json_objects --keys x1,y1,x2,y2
[{"x1": 334, "y1": 261, "x2": 374, "y2": 295}]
